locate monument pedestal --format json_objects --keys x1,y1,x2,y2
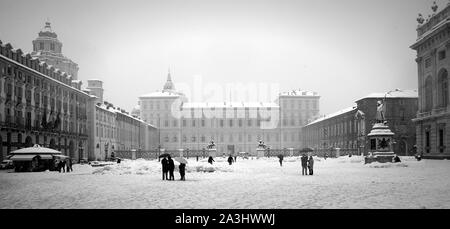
[
  {"x1": 256, "y1": 148, "x2": 265, "y2": 158},
  {"x1": 208, "y1": 149, "x2": 217, "y2": 157},
  {"x1": 365, "y1": 123, "x2": 395, "y2": 164}
]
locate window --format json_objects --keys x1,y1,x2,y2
[
  {"x1": 439, "y1": 50, "x2": 446, "y2": 60},
  {"x1": 439, "y1": 125, "x2": 446, "y2": 153},
  {"x1": 438, "y1": 69, "x2": 448, "y2": 107},
  {"x1": 50, "y1": 43, "x2": 55, "y2": 51},
  {"x1": 425, "y1": 76, "x2": 433, "y2": 111},
  {"x1": 39, "y1": 42, "x2": 44, "y2": 50},
  {"x1": 201, "y1": 119, "x2": 205, "y2": 127},
  {"x1": 425, "y1": 130, "x2": 431, "y2": 153},
  {"x1": 220, "y1": 119, "x2": 224, "y2": 127},
  {"x1": 425, "y1": 58, "x2": 431, "y2": 68},
  {"x1": 229, "y1": 120, "x2": 233, "y2": 127}
]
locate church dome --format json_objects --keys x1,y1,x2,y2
[{"x1": 38, "y1": 22, "x2": 58, "y2": 39}]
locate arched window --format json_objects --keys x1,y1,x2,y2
[
  {"x1": 425, "y1": 75, "x2": 433, "y2": 111},
  {"x1": 438, "y1": 69, "x2": 449, "y2": 107}
]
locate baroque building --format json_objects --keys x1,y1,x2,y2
[
  {"x1": 411, "y1": 3, "x2": 450, "y2": 159},
  {"x1": 31, "y1": 22, "x2": 79, "y2": 80},
  {"x1": 136, "y1": 72, "x2": 320, "y2": 154},
  {"x1": 0, "y1": 40, "x2": 91, "y2": 162}
]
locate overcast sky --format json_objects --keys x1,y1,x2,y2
[{"x1": 0, "y1": 0, "x2": 440, "y2": 115}]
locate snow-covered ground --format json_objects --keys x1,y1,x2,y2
[{"x1": 1, "y1": 156, "x2": 450, "y2": 209}]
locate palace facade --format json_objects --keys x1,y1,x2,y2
[
  {"x1": 136, "y1": 73, "x2": 320, "y2": 154},
  {"x1": 0, "y1": 40, "x2": 91, "y2": 162},
  {"x1": 411, "y1": 3, "x2": 450, "y2": 159}
]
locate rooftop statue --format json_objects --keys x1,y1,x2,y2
[{"x1": 417, "y1": 13, "x2": 424, "y2": 24}]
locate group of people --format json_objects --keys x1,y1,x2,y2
[
  {"x1": 161, "y1": 155, "x2": 186, "y2": 181},
  {"x1": 56, "y1": 159, "x2": 72, "y2": 173},
  {"x1": 301, "y1": 154, "x2": 314, "y2": 176}
]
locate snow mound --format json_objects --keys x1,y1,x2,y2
[
  {"x1": 366, "y1": 162, "x2": 409, "y2": 168},
  {"x1": 336, "y1": 156, "x2": 364, "y2": 163},
  {"x1": 92, "y1": 159, "x2": 160, "y2": 175},
  {"x1": 187, "y1": 163, "x2": 233, "y2": 173}
]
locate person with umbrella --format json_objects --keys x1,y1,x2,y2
[
  {"x1": 168, "y1": 155, "x2": 175, "y2": 180},
  {"x1": 179, "y1": 163, "x2": 186, "y2": 180},
  {"x1": 301, "y1": 154, "x2": 308, "y2": 176},
  {"x1": 161, "y1": 156, "x2": 168, "y2": 180},
  {"x1": 278, "y1": 154, "x2": 284, "y2": 167},
  {"x1": 175, "y1": 157, "x2": 188, "y2": 181}
]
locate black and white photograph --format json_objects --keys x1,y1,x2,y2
[{"x1": 1, "y1": 0, "x2": 450, "y2": 221}]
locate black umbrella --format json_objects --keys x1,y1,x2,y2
[
  {"x1": 158, "y1": 153, "x2": 171, "y2": 158},
  {"x1": 300, "y1": 147, "x2": 314, "y2": 153},
  {"x1": 277, "y1": 154, "x2": 284, "y2": 159}
]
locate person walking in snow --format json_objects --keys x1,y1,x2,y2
[
  {"x1": 161, "y1": 157, "x2": 168, "y2": 180},
  {"x1": 301, "y1": 154, "x2": 308, "y2": 175},
  {"x1": 227, "y1": 155, "x2": 234, "y2": 165},
  {"x1": 308, "y1": 156, "x2": 314, "y2": 175},
  {"x1": 278, "y1": 155, "x2": 284, "y2": 167},
  {"x1": 168, "y1": 155, "x2": 175, "y2": 180},
  {"x1": 208, "y1": 156, "x2": 215, "y2": 165},
  {"x1": 179, "y1": 163, "x2": 186, "y2": 181}
]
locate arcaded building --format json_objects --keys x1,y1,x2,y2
[
  {"x1": 85, "y1": 79, "x2": 158, "y2": 161},
  {"x1": 0, "y1": 40, "x2": 91, "y2": 162},
  {"x1": 136, "y1": 72, "x2": 320, "y2": 154},
  {"x1": 411, "y1": 3, "x2": 450, "y2": 159}
]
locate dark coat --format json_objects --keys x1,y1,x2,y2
[
  {"x1": 308, "y1": 157, "x2": 314, "y2": 169},
  {"x1": 228, "y1": 157, "x2": 234, "y2": 163},
  {"x1": 301, "y1": 156, "x2": 308, "y2": 167},
  {"x1": 161, "y1": 158, "x2": 168, "y2": 171},
  {"x1": 168, "y1": 158, "x2": 175, "y2": 171},
  {"x1": 179, "y1": 163, "x2": 186, "y2": 174}
]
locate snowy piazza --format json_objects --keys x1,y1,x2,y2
[
  {"x1": 1, "y1": 156, "x2": 450, "y2": 209},
  {"x1": 3, "y1": 0, "x2": 450, "y2": 221}
]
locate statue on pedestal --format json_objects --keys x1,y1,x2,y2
[{"x1": 207, "y1": 140, "x2": 216, "y2": 149}]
